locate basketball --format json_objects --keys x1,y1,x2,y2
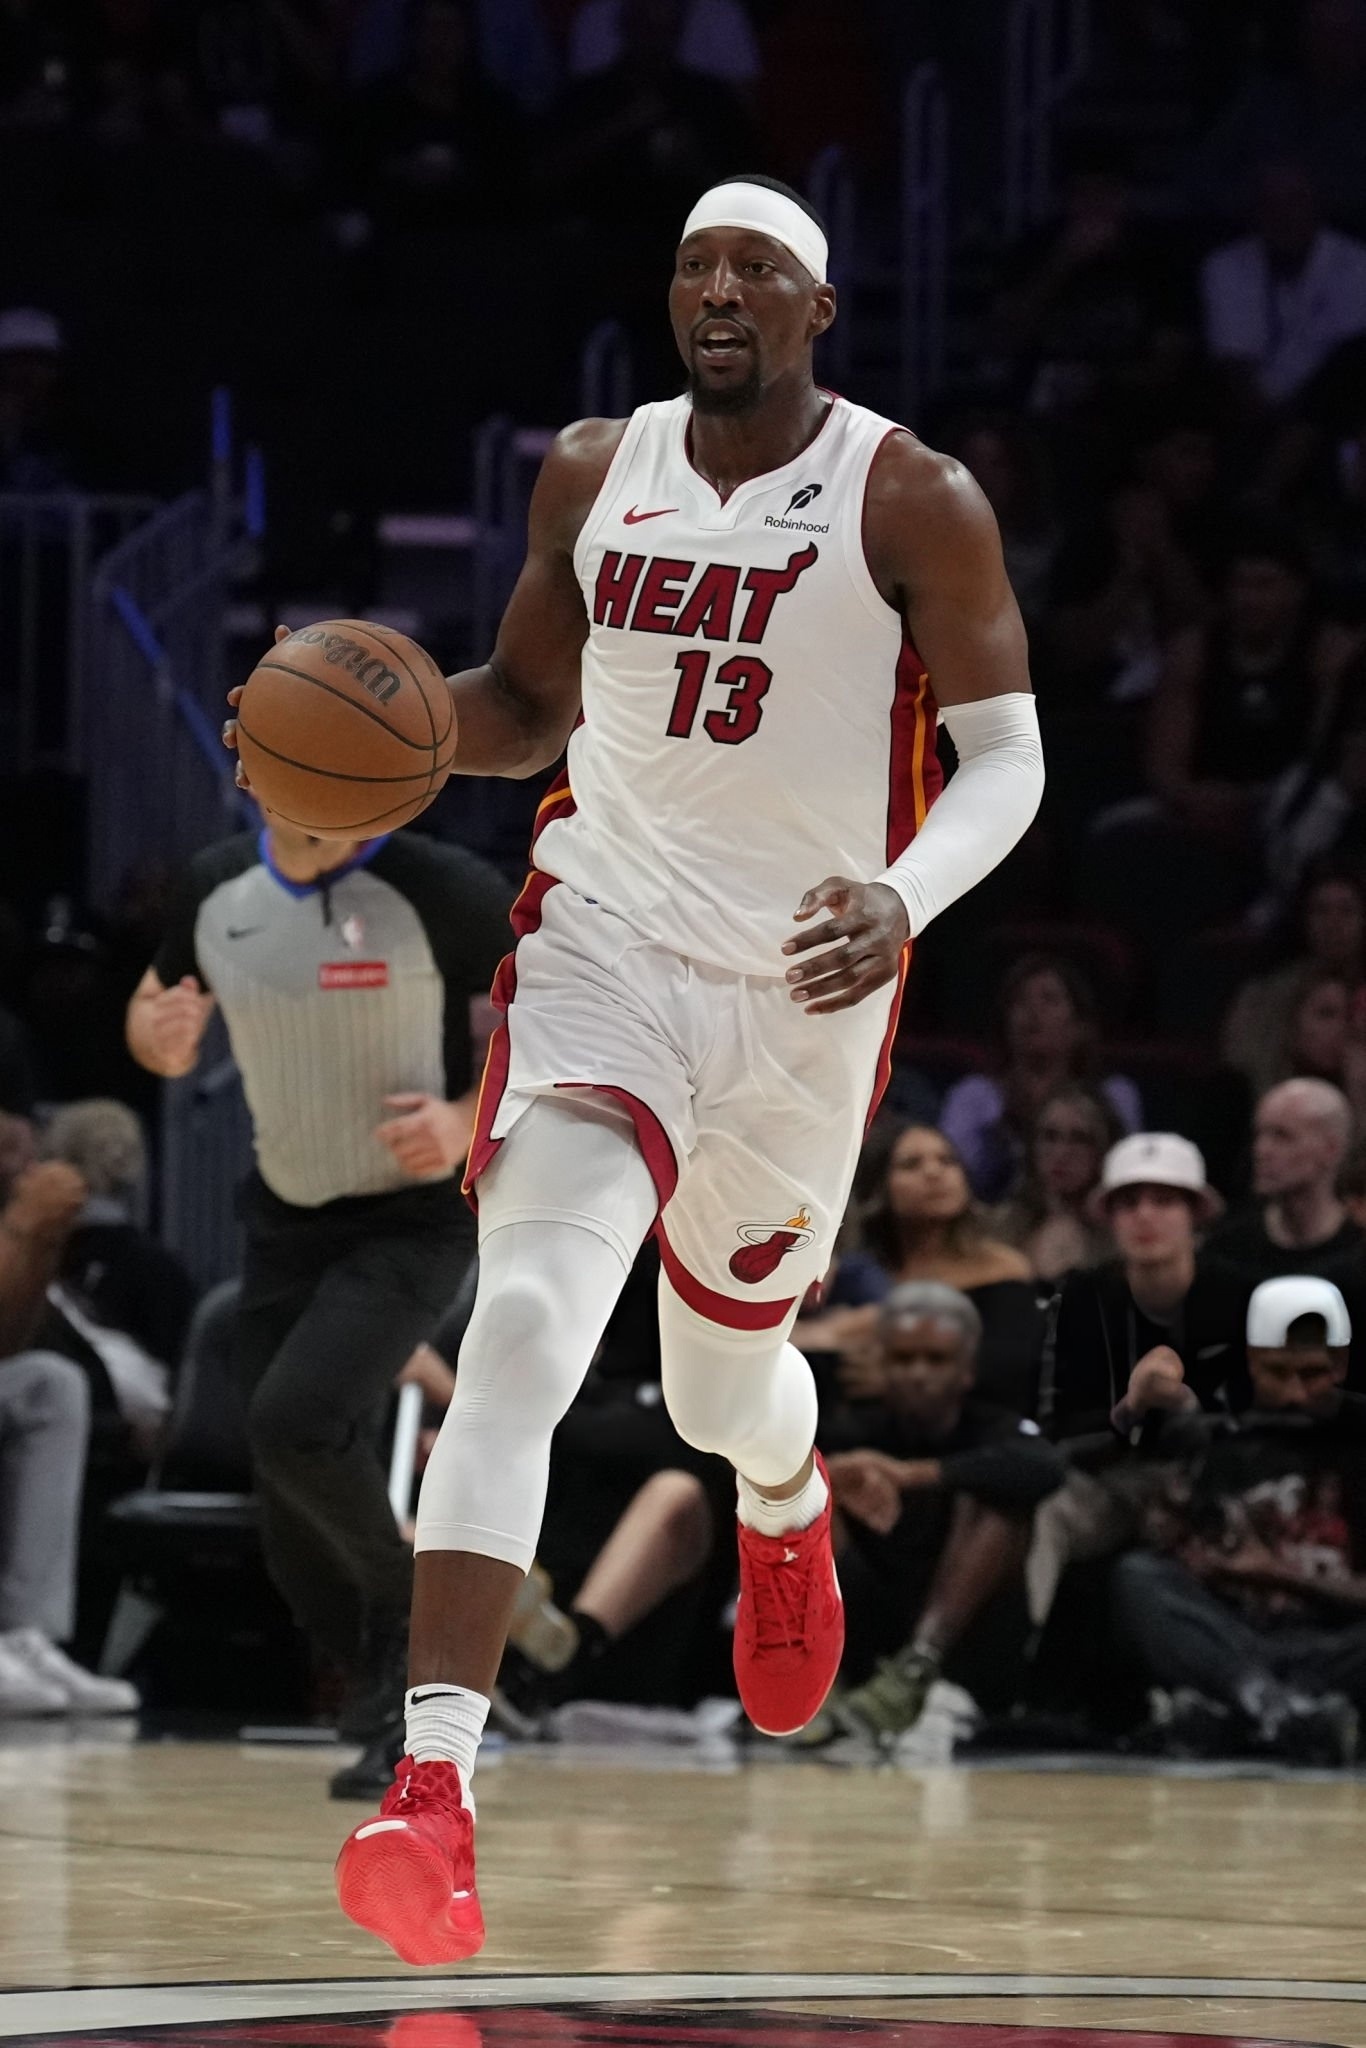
[{"x1": 235, "y1": 619, "x2": 457, "y2": 837}]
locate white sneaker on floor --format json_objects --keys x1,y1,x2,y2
[
  {"x1": 0, "y1": 1631, "x2": 140, "y2": 1716},
  {"x1": 0, "y1": 1637, "x2": 67, "y2": 1717}
]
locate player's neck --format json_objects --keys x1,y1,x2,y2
[{"x1": 687, "y1": 376, "x2": 829, "y2": 503}]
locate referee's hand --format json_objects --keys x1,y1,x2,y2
[{"x1": 375, "y1": 1092, "x2": 475, "y2": 1178}]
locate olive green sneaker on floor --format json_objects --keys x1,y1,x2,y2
[{"x1": 830, "y1": 1645, "x2": 941, "y2": 1755}]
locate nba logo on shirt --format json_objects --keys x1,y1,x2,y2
[{"x1": 341, "y1": 913, "x2": 365, "y2": 951}]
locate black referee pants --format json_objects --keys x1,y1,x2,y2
[{"x1": 234, "y1": 1173, "x2": 473, "y2": 1662}]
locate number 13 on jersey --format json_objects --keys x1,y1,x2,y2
[{"x1": 666, "y1": 651, "x2": 773, "y2": 746}]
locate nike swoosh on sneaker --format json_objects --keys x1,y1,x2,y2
[
  {"x1": 623, "y1": 505, "x2": 679, "y2": 524},
  {"x1": 226, "y1": 925, "x2": 264, "y2": 940}
]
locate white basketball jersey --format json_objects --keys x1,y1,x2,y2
[{"x1": 535, "y1": 391, "x2": 943, "y2": 978}]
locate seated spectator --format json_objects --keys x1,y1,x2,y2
[
  {"x1": 1114, "y1": 1275, "x2": 1366, "y2": 1763},
  {"x1": 1272, "y1": 973, "x2": 1366, "y2": 1120},
  {"x1": 1144, "y1": 529, "x2": 1354, "y2": 857},
  {"x1": 857, "y1": 1123, "x2": 1044, "y2": 1414},
  {"x1": 344, "y1": 0, "x2": 526, "y2": 222},
  {"x1": 566, "y1": 0, "x2": 760, "y2": 88},
  {"x1": 538, "y1": 0, "x2": 751, "y2": 236},
  {"x1": 1261, "y1": 674, "x2": 1366, "y2": 914},
  {"x1": 950, "y1": 416, "x2": 1061, "y2": 632},
  {"x1": 1047, "y1": 474, "x2": 1209, "y2": 710},
  {"x1": 991, "y1": 1085, "x2": 1121, "y2": 1286},
  {"x1": 1224, "y1": 865, "x2": 1366, "y2": 1097},
  {"x1": 1187, "y1": 2, "x2": 1366, "y2": 231},
  {"x1": 1028, "y1": 1134, "x2": 1249, "y2": 1635},
  {"x1": 812, "y1": 1282, "x2": 1064, "y2": 1755},
  {"x1": 940, "y1": 953, "x2": 1142, "y2": 1203},
  {"x1": 1205, "y1": 1077, "x2": 1363, "y2": 1287},
  {"x1": 990, "y1": 147, "x2": 1184, "y2": 421},
  {"x1": 43, "y1": 1099, "x2": 198, "y2": 1391},
  {"x1": 1201, "y1": 160, "x2": 1366, "y2": 419},
  {"x1": 0, "y1": 1146, "x2": 138, "y2": 1716},
  {"x1": 1047, "y1": 1132, "x2": 1245, "y2": 1442}
]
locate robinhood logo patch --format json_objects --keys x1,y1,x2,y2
[{"x1": 765, "y1": 482, "x2": 829, "y2": 532}]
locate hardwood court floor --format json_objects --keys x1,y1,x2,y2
[{"x1": 1, "y1": 1730, "x2": 1364, "y2": 2044}]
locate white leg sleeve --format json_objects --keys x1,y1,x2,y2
[
  {"x1": 657, "y1": 1274, "x2": 817, "y2": 1487},
  {"x1": 414, "y1": 1094, "x2": 658, "y2": 1571}
]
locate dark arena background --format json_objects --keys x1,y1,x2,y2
[{"x1": 3, "y1": 1, "x2": 1366, "y2": 2045}]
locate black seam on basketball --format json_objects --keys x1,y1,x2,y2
[
  {"x1": 330, "y1": 621, "x2": 446, "y2": 751},
  {"x1": 252, "y1": 660, "x2": 434, "y2": 751},
  {"x1": 265, "y1": 790, "x2": 445, "y2": 833},
  {"x1": 236, "y1": 718, "x2": 437, "y2": 783}
]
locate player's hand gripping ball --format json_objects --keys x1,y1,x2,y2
[{"x1": 225, "y1": 621, "x2": 456, "y2": 837}]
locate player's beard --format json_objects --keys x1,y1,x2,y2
[{"x1": 688, "y1": 356, "x2": 764, "y2": 414}]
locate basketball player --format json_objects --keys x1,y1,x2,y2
[{"x1": 229, "y1": 174, "x2": 1044, "y2": 1964}]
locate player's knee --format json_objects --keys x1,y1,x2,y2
[{"x1": 454, "y1": 1269, "x2": 581, "y2": 1436}]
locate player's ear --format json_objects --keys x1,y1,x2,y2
[{"x1": 810, "y1": 285, "x2": 837, "y2": 342}]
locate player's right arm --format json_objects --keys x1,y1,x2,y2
[
  {"x1": 445, "y1": 418, "x2": 625, "y2": 779},
  {"x1": 126, "y1": 967, "x2": 216, "y2": 1078}
]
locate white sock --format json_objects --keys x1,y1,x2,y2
[
  {"x1": 737, "y1": 1458, "x2": 828, "y2": 1537},
  {"x1": 404, "y1": 1684, "x2": 489, "y2": 1812}
]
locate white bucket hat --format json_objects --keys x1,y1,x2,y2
[{"x1": 1090, "y1": 1131, "x2": 1223, "y2": 1224}]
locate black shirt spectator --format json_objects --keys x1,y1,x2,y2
[
  {"x1": 820, "y1": 1281, "x2": 1063, "y2": 1743},
  {"x1": 1047, "y1": 1130, "x2": 1245, "y2": 1440},
  {"x1": 1114, "y1": 1275, "x2": 1366, "y2": 1762}
]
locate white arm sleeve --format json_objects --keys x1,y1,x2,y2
[{"x1": 877, "y1": 692, "x2": 1044, "y2": 938}]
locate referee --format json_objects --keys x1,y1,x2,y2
[{"x1": 127, "y1": 802, "x2": 511, "y2": 1789}]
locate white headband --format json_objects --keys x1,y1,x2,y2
[{"x1": 681, "y1": 181, "x2": 828, "y2": 284}]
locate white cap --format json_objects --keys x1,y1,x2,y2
[
  {"x1": 1096, "y1": 1131, "x2": 1222, "y2": 1220},
  {"x1": 681, "y1": 181, "x2": 829, "y2": 284},
  {"x1": 1247, "y1": 1275, "x2": 1352, "y2": 1349},
  {"x1": 0, "y1": 307, "x2": 63, "y2": 355}
]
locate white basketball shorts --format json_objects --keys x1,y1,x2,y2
[{"x1": 465, "y1": 875, "x2": 906, "y2": 1329}]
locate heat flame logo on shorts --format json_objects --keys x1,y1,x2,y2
[{"x1": 728, "y1": 1207, "x2": 816, "y2": 1285}]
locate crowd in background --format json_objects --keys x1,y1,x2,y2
[{"x1": 4, "y1": 0, "x2": 1366, "y2": 1766}]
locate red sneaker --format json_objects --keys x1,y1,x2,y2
[
  {"x1": 733, "y1": 1451, "x2": 844, "y2": 1736},
  {"x1": 335, "y1": 1756, "x2": 484, "y2": 1967}
]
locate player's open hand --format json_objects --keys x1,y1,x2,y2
[
  {"x1": 783, "y1": 876, "x2": 909, "y2": 1015},
  {"x1": 376, "y1": 1092, "x2": 475, "y2": 1178},
  {"x1": 222, "y1": 627, "x2": 289, "y2": 790}
]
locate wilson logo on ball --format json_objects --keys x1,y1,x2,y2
[
  {"x1": 288, "y1": 627, "x2": 402, "y2": 705},
  {"x1": 728, "y1": 1207, "x2": 816, "y2": 1284}
]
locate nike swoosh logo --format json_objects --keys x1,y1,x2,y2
[
  {"x1": 623, "y1": 505, "x2": 679, "y2": 525},
  {"x1": 226, "y1": 926, "x2": 264, "y2": 940},
  {"x1": 408, "y1": 1687, "x2": 455, "y2": 1704}
]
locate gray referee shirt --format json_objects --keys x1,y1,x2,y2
[{"x1": 154, "y1": 829, "x2": 512, "y2": 1209}]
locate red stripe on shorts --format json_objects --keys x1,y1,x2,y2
[
  {"x1": 656, "y1": 1224, "x2": 797, "y2": 1331},
  {"x1": 462, "y1": 867, "x2": 560, "y2": 1202},
  {"x1": 554, "y1": 1082, "x2": 680, "y2": 1214}
]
